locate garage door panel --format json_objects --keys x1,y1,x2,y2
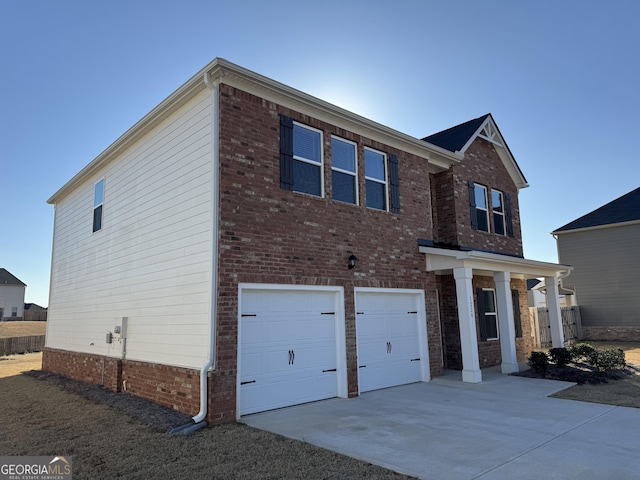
[
  {"x1": 239, "y1": 289, "x2": 339, "y2": 415},
  {"x1": 356, "y1": 291, "x2": 424, "y2": 393}
]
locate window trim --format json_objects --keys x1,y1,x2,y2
[
  {"x1": 491, "y1": 189, "x2": 506, "y2": 236},
  {"x1": 330, "y1": 135, "x2": 358, "y2": 205},
  {"x1": 364, "y1": 147, "x2": 389, "y2": 211},
  {"x1": 93, "y1": 178, "x2": 105, "y2": 233},
  {"x1": 292, "y1": 121, "x2": 324, "y2": 198}
]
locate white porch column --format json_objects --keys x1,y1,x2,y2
[
  {"x1": 494, "y1": 271, "x2": 519, "y2": 374},
  {"x1": 545, "y1": 276, "x2": 565, "y2": 347},
  {"x1": 454, "y1": 267, "x2": 482, "y2": 383}
]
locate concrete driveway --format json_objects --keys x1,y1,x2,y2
[{"x1": 242, "y1": 368, "x2": 640, "y2": 479}]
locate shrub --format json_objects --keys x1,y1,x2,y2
[
  {"x1": 591, "y1": 349, "x2": 626, "y2": 372},
  {"x1": 528, "y1": 351, "x2": 549, "y2": 376},
  {"x1": 569, "y1": 343, "x2": 597, "y2": 363},
  {"x1": 549, "y1": 347, "x2": 573, "y2": 367}
]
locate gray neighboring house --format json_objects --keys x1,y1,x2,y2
[
  {"x1": 553, "y1": 187, "x2": 640, "y2": 340},
  {"x1": 0, "y1": 268, "x2": 26, "y2": 320}
]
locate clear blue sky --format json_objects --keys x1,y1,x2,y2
[{"x1": 2, "y1": 0, "x2": 639, "y2": 307}]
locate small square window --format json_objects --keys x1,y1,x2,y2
[
  {"x1": 11, "y1": 307, "x2": 18, "y2": 317},
  {"x1": 331, "y1": 137, "x2": 357, "y2": 204},
  {"x1": 365, "y1": 148, "x2": 388, "y2": 211}
]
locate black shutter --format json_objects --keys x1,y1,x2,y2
[
  {"x1": 476, "y1": 288, "x2": 488, "y2": 341},
  {"x1": 389, "y1": 153, "x2": 400, "y2": 214},
  {"x1": 279, "y1": 115, "x2": 294, "y2": 190},
  {"x1": 468, "y1": 180, "x2": 478, "y2": 230},
  {"x1": 512, "y1": 289, "x2": 522, "y2": 338},
  {"x1": 505, "y1": 192, "x2": 514, "y2": 237}
]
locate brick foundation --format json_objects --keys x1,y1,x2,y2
[
  {"x1": 581, "y1": 326, "x2": 640, "y2": 342},
  {"x1": 42, "y1": 348, "x2": 200, "y2": 417}
]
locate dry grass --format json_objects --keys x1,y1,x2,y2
[
  {"x1": 0, "y1": 352, "x2": 42, "y2": 378},
  {"x1": 0, "y1": 368, "x2": 413, "y2": 479},
  {"x1": 0, "y1": 321, "x2": 46, "y2": 338}
]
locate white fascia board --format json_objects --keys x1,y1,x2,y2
[
  {"x1": 49, "y1": 58, "x2": 461, "y2": 204},
  {"x1": 552, "y1": 219, "x2": 640, "y2": 235},
  {"x1": 419, "y1": 246, "x2": 572, "y2": 277}
]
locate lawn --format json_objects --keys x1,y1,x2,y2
[
  {"x1": 0, "y1": 359, "x2": 413, "y2": 479},
  {"x1": 0, "y1": 321, "x2": 46, "y2": 338}
]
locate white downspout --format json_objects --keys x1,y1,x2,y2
[{"x1": 192, "y1": 71, "x2": 220, "y2": 424}]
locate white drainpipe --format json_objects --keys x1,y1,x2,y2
[{"x1": 192, "y1": 71, "x2": 220, "y2": 424}]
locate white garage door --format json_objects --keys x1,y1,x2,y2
[
  {"x1": 239, "y1": 289, "x2": 339, "y2": 415},
  {"x1": 356, "y1": 291, "x2": 425, "y2": 393}
]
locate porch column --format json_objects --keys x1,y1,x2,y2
[
  {"x1": 453, "y1": 267, "x2": 482, "y2": 383},
  {"x1": 494, "y1": 271, "x2": 518, "y2": 374},
  {"x1": 545, "y1": 276, "x2": 565, "y2": 347}
]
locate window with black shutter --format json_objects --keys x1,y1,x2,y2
[
  {"x1": 279, "y1": 115, "x2": 323, "y2": 196},
  {"x1": 477, "y1": 288, "x2": 498, "y2": 341}
]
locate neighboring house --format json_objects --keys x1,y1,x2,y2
[
  {"x1": 43, "y1": 58, "x2": 571, "y2": 425},
  {"x1": 0, "y1": 268, "x2": 26, "y2": 320},
  {"x1": 527, "y1": 278, "x2": 574, "y2": 308},
  {"x1": 553, "y1": 187, "x2": 640, "y2": 340}
]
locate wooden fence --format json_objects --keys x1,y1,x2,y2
[
  {"x1": 23, "y1": 310, "x2": 48, "y2": 321},
  {"x1": 0, "y1": 335, "x2": 46, "y2": 356},
  {"x1": 530, "y1": 306, "x2": 582, "y2": 347}
]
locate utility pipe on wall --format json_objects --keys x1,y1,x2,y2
[{"x1": 192, "y1": 71, "x2": 221, "y2": 424}]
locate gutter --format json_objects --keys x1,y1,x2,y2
[{"x1": 174, "y1": 71, "x2": 220, "y2": 431}]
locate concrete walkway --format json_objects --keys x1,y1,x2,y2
[{"x1": 242, "y1": 368, "x2": 640, "y2": 479}]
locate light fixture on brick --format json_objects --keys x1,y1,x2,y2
[{"x1": 348, "y1": 254, "x2": 358, "y2": 270}]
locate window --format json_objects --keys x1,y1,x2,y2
[
  {"x1": 279, "y1": 115, "x2": 323, "y2": 197},
  {"x1": 331, "y1": 136, "x2": 357, "y2": 204},
  {"x1": 11, "y1": 307, "x2": 17, "y2": 317},
  {"x1": 492, "y1": 189, "x2": 505, "y2": 235},
  {"x1": 364, "y1": 148, "x2": 387, "y2": 210},
  {"x1": 93, "y1": 179, "x2": 104, "y2": 233},
  {"x1": 477, "y1": 288, "x2": 498, "y2": 341},
  {"x1": 474, "y1": 184, "x2": 489, "y2": 232}
]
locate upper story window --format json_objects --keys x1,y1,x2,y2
[
  {"x1": 93, "y1": 179, "x2": 104, "y2": 233},
  {"x1": 11, "y1": 307, "x2": 18, "y2": 317},
  {"x1": 280, "y1": 114, "x2": 400, "y2": 213},
  {"x1": 492, "y1": 189, "x2": 505, "y2": 235},
  {"x1": 468, "y1": 180, "x2": 513, "y2": 237},
  {"x1": 364, "y1": 148, "x2": 388, "y2": 211},
  {"x1": 473, "y1": 183, "x2": 489, "y2": 232},
  {"x1": 331, "y1": 136, "x2": 357, "y2": 204}
]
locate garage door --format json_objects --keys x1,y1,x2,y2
[
  {"x1": 356, "y1": 291, "x2": 425, "y2": 393},
  {"x1": 239, "y1": 289, "x2": 339, "y2": 415}
]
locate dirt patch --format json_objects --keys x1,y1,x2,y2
[
  {"x1": 550, "y1": 372, "x2": 640, "y2": 408},
  {"x1": 0, "y1": 373, "x2": 414, "y2": 479},
  {"x1": 0, "y1": 321, "x2": 46, "y2": 338}
]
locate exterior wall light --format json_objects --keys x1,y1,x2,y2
[{"x1": 348, "y1": 254, "x2": 359, "y2": 270}]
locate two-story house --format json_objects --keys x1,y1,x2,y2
[
  {"x1": 0, "y1": 268, "x2": 26, "y2": 320},
  {"x1": 43, "y1": 58, "x2": 571, "y2": 426}
]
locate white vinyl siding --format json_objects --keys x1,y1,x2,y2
[
  {"x1": 47, "y1": 89, "x2": 213, "y2": 369},
  {"x1": 0, "y1": 285, "x2": 25, "y2": 319}
]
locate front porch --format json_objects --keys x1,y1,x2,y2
[{"x1": 421, "y1": 245, "x2": 573, "y2": 383}]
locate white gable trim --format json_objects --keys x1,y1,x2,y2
[{"x1": 457, "y1": 115, "x2": 528, "y2": 190}]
